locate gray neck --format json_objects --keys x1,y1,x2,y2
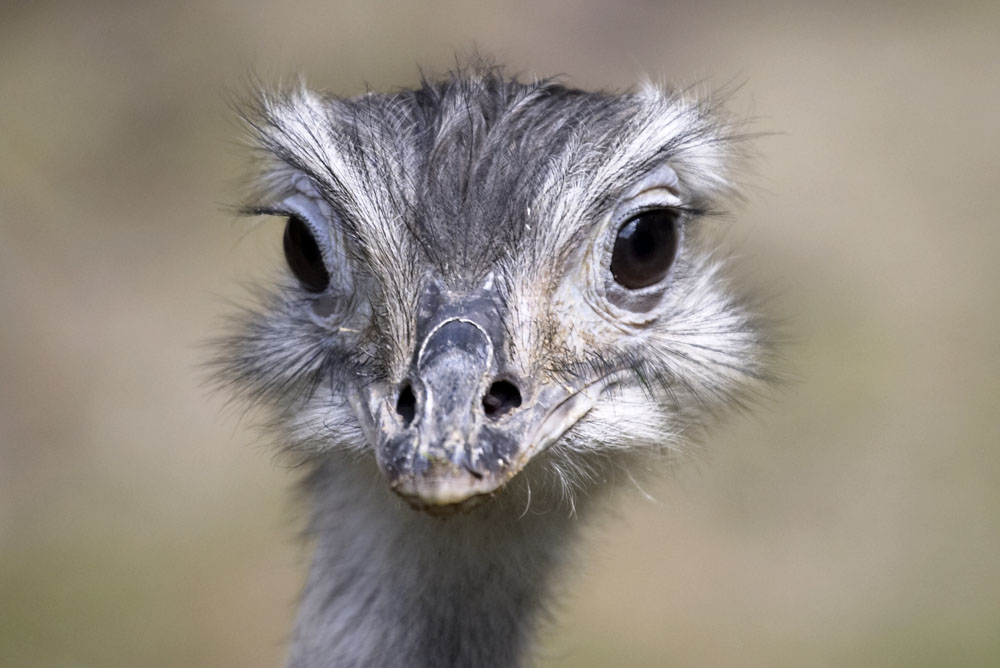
[{"x1": 285, "y1": 456, "x2": 583, "y2": 668}]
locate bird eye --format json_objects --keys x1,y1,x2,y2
[
  {"x1": 610, "y1": 209, "x2": 679, "y2": 290},
  {"x1": 283, "y1": 214, "x2": 330, "y2": 293}
]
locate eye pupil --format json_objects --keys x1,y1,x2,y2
[
  {"x1": 610, "y1": 210, "x2": 679, "y2": 290},
  {"x1": 629, "y1": 228, "x2": 657, "y2": 260},
  {"x1": 283, "y1": 215, "x2": 330, "y2": 293}
]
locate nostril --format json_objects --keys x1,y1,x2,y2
[
  {"x1": 396, "y1": 383, "x2": 416, "y2": 427},
  {"x1": 482, "y1": 380, "x2": 522, "y2": 418}
]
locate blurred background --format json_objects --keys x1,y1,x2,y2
[{"x1": 2, "y1": 1, "x2": 998, "y2": 666}]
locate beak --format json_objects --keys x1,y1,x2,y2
[{"x1": 353, "y1": 287, "x2": 605, "y2": 512}]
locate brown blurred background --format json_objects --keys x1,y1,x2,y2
[{"x1": 2, "y1": 1, "x2": 999, "y2": 666}]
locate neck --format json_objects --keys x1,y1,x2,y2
[{"x1": 285, "y1": 455, "x2": 584, "y2": 668}]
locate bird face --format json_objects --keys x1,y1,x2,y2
[{"x1": 218, "y1": 70, "x2": 767, "y2": 513}]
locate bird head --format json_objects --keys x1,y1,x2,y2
[{"x1": 216, "y1": 67, "x2": 769, "y2": 514}]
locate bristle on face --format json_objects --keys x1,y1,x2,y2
[{"x1": 214, "y1": 62, "x2": 770, "y2": 511}]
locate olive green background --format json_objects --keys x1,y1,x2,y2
[{"x1": 2, "y1": 1, "x2": 999, "y2": 666}]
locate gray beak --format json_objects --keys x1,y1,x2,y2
[
  {"x1": 382, "y1": 315, "x2": 518, "y2": 507},
  {"x1": 357, "y1": 282, "x2": 604, "y2": 512}
]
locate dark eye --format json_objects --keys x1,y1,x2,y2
[
  {"x1": 283, "y1": 215, "x2": 330, "y2": 293},
  {"x1": 610, "y1": 209, "x2": 679, "y2": 290}
]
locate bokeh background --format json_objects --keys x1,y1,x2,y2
[{"x1": 2, "y1": 1, "x2": 999, "y2": 666}]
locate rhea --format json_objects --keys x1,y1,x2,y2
[{"x1": 215, "y1": 65, "x2": 768, "y2": 668}]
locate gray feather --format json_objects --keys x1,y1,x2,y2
[{"x1": 212, "y1": 62, "x2": 771, "y2": 668}]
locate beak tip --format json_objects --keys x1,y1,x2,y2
[{"x1": 390, "y1": 467, "x2": 508, "y2": 513}]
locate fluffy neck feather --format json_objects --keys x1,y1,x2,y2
[{"x1": 286, "y1": 455, "x2": 586, "y2": 668}]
